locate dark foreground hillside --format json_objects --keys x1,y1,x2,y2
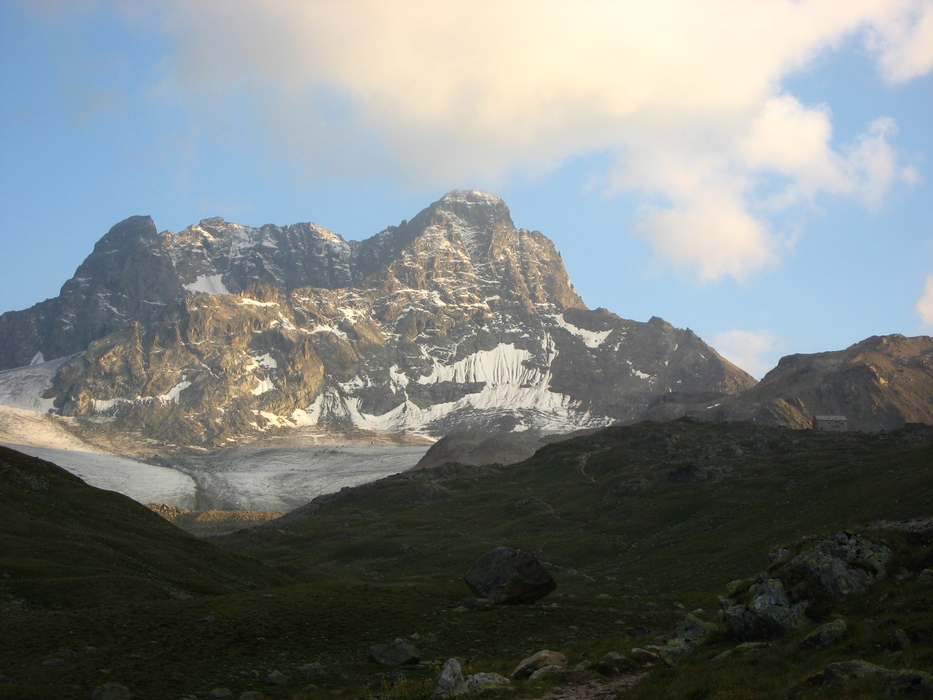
[
  {"x1": 219, "y1": 419, "x2": 933, "y2": 594},
  {"x1": 1, "y1": 421, "x2": 931, "y2": 699}
]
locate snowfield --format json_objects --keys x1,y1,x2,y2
[
  {"x1": 162, "y1": 444, "x2": 430, "y2": 512},
  {"x1": 0, "y1": 405, "x2": 429, "y2": 512},
  {"x1": 5, "y1": 442, "x2": 200, "y2": 509}
]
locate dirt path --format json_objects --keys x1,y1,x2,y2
[{"x1": 534, "y1": 671, "x2": 650, "y2": 699}]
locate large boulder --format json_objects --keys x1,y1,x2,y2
[{"x1": 464, "y1": 547, "x2": 556, "y2": 605}]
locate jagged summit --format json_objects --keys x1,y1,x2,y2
[{"x1": 0, "y1": 193, "x2": 756, "y2": 446}]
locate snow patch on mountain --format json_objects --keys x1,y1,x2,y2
[
  {"x1": 0, "y1": 357, "x2": 67, "y2": 412},
  {"x1": 554, "y1": 314, "x2": 612, "y2": 348},
  {"x1": 184, "y1": 274, "x2": 230, "y2": 295},
  {"x1": 416, "y1": 343, "x2": 537, "y2": 386}
]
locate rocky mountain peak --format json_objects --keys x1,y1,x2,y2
[{"x1": 0, "y1": 193, "x2": 760, "y2": 446}]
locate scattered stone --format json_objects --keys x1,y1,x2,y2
[
  {"x1": 41, "y1": 657, "x2": 65, "y2": 667},
  {"x1": 368, "y1": 639, "x2": 421, "y2": 666},
  {"x1": 658, "y1": 639, "x2": 693, "y2": 667},
  {"x1": 629, "y1": 647, "x2": 659, "y2": 665},
  {"x1": 298, "y1": 662, "x2": 325, "y2": 676},
  {"x1": 895, "y1": 628, "x2": 913, "y2": 652},
  {"x1": 800, "y1": 619, "x2": 847, "y2": 650},
  {"x1": 239, "y1": 693, "x2": 265, "y2": 700},
  {"x1": 720, "y1": 578, "x2": 809, "y2": 640},
  {"x1": 672, "y1": 613, "x2": 718, "y2": 643},
  {"x1": 91, "y1": 682, "x2": 132, "y2": 700},
  {"x1": 264, "y1": 670, "x2": 287, "y2": 686},
  {"x1": 462, "y1": 672, "x2": 510, "y2": 694},
  {"x1": 791, "y1": 532, "x2": 892, "y2": 599},
  {"x1": 464, "y1": 547, "x2": 556, "y2": 605},
  {"x1": 768, "y1": 548, "x2": 791, "y2": 562},
  {"x1": 887, "y1": 670, "x2": 933, "y2": 696},
  {"x1": 820, "y1": 660, "x2": 893, "y2": 692},
  {"x1": 596, "y1": 652, "x2": 637, "y2": 675},
  {"x1": 918, "y1": 569, "x2": 933, "y2": 583},
  {"x1": 433, "y1": 658, "x2": 465, "y2": 697},
  {"x1": 459, "y1": 596, "x2": 495, "y2": 611},
  {"x1": 208, "y1": 689, "x2": 232, "y2": 698},
  {"x1": 511, "y1": 650, "x2": 567, "y2": 680},
  {"x1": 529, "y1": 665, "x2": 565, "y2": 681}
]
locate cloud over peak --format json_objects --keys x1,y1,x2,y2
[{"x1": 102, "y1": 0, "x2": 933, "y2": 280}]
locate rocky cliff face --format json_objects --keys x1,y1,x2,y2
[
  {"x1": 647, "y1": 334, "x2": 933, "y2": 432},
  {"x1": 0, "y1": 190, "x2": 755, "y2": 446}
]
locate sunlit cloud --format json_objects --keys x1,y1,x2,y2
[
  {"x1": 66, "y1": 0, "x2": 933, "y2": 281},
  {"x1": 865, "y1": 0, "x2": 933, "y2": 82},
  {"x1": 916, "y1": 274, "x2": 933, "y2": 329},
  {"x1": 710, "y1": 329, "x2": 784, "y2": 380}
]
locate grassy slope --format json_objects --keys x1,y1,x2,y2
[
  {"x1": 0, "y1": 444, "x2": 291, "y2": 612},
  {"x1": 220, "y1": 420, "x2": 933, "y2": 596},
  {"x1": 1, "y1": 421, "x2": 930, "y2": 699}
]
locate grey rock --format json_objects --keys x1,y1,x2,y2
[
  {"x1": 672, "y1": 613, "x2": 718, "y2": 642},
  {"x1": 91, "y1": 682, "x2": 132, "y2": 700},
  {"x1": 720, "y1": 578, "x2": 809, "y2": 640},
  {"x1": 238, "y1": 693, "x2": 265, "y2": 700},
  {"x1": 510, "y1": 650, "x2": 567, "y2": 680},
  {"x1": 800, "y1": 619, "x2": 847, "y2": 650},
  {"x1": 208, "y1": 690, "x2": 233, "y2": 698},
  {"x1": 791, "y1": 532, "x2": 891, "y2": 599},
  {"x1": 462, "y1": 672, "x2": 510, "y2": 694},
  {"x1": 887, "y1": 670, "x2": 933, "y2": 697},
  {"x1": 464, "y1": 547, "x2": 556, "y2": 605},
  {"x1": 658, "y1": 639, "x2": 694, "y2": 667},
  {"x1": 432, "y1": 658, "x2": 465, "y2": 697},
  {"x1": 528, "y1": 665, "x2": 565, "y2": 681},
  {"x1": 264, "y1": 670, "x2": 287, "y2": 686},
  {"x1": 598, "y1": 651, "x2": 637, "y2": 674},
  {"x1": 368, "y1": 639, "x2": 421, "y2": 666},
  {"x1": 820, "y1": 660, "x2": 893, "y2": 691},
  {"x1": 629, "y1": 647, "x2": 659, "y2": 664},
  {"x1": 459, "y1": 596, "x2": 495, "y2": 610}
]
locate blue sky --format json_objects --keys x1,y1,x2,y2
[{"x1": 1, "y1": 1, "x2": 931, "y2": 378}]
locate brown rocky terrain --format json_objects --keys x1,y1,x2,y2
[
  {"x1": 647, "y1": 333, "x2": 933, "y2": 432},
  {"x1": 146, "y1": 503, "x2": 285, "y2": 537}
]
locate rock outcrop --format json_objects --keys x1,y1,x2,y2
[{"x1": 719, "y1": 531, "x2": 893, "y2": 642}]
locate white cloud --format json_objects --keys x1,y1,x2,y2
[
  {"x1": 102, "y1": 1, "x2": 933, "y2": 279},
  {"x1": 866, "y1": 0, "x2": 933, "y2": 82},
  {"x1": 916, "y1": 274, "x2": 933, "y2": 329},
  {"x1": 710, "y1": 329, "x2": 784, "y2": 380}
]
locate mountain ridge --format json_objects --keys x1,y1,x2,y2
[
  {"x1": 5, "y1": 191, "x2": 931, "y2": 446},
  {"x1": 0, "y1": 191, "x2": 755, "y2": 447}
]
